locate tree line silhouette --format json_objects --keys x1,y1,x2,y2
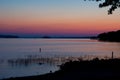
[{"x1": 98, "y1": 30, "x2": 120, "y2": 42}]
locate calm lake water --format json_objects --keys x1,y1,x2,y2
[{"x1": 0, "y1": 39, "x2": 120, "y2": 79}]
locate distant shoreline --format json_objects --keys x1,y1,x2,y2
[
  {"x1": 0, "y1": 34, "x2": 98, "y2": 39},
  {"x1": 0, "y1": 35, "x2": 94, "y2": 39},
  {"x1": 0, "y1": 35, "x2": 19, "y2": 38},
  {"x1": 1, "y1": 29, "x2": 120, "y2": 42}
]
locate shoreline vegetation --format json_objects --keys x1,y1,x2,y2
[
  {"x1": 3, "y1": 58, "x2": 120, "y2": 80},
  {"x1": 97, "y1": 30, "x2": 120, "y2": 42}
]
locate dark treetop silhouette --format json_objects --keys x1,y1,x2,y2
[
  {"x1": 97, "y1": 30, "x2": 120, "y2": 42},
  {"x1": 85, "y1": 0, "x2": 120, "y2": 14}
]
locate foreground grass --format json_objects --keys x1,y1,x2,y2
[{"x1": 4, "y1": 58, "x2": 120, "y2": 80}]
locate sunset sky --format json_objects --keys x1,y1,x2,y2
[{"x1": 0, "y1": 0, "x2": 120, "y2": 37}]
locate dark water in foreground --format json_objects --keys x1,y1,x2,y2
[{"x1": 0, "y1": 39, "x2": 120, "y2": 79}]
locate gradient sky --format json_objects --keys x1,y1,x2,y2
[{"x1": 0, "y1": 0, "x2": 120, "y2": 37}]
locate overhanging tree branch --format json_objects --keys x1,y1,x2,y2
[{"x1": 85, "y1": 0, "x2": 120, "y2": 14}]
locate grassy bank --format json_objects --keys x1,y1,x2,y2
[{"x1": 3, "y1": 58, "x2": 120, "y2": 80}]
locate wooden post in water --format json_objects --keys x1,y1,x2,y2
[
  {"x1": 112, "y1": 51, "x2": 114, "y2": 59},
  {"x1": 39, "y1": 48, "x2": 41, "y2": 53}
]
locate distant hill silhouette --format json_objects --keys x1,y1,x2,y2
[
  {"x1": 0, "y1": 35, "x2": 19, "y2": 38},
  {"x1": 97, "y1": 30, "x2": 120, "y2": 42}
]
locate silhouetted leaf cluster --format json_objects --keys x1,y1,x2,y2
[{"x1": 85, "y1": 0, "x2": 120, "y2": 14}]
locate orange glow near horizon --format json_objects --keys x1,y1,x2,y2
[{"x1": 0, "y1": 0, "x2": 120, "y2": 36}]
